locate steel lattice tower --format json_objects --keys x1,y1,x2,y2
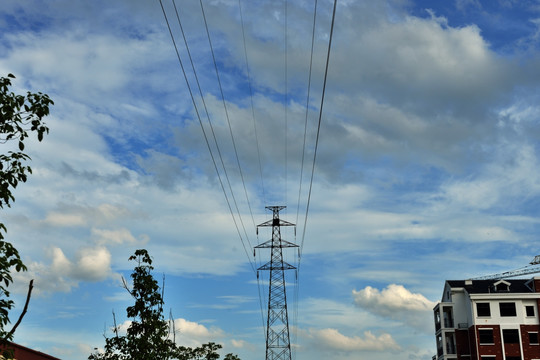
[{"x1": 255, "y1": 206, "x2": 298, "y2": 360}]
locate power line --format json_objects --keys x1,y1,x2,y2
[
  {"x1": 171, "y1": 0, "x2": 246, "y2": 244},
  {"x1": 198, "y1": 0, "x2": 258, "y2": 237},
  {"x1": 292, "y1": 2, "x2": 320, "y2": 356},
  {"x1": 284, "y1": 0, "x2": 289, "y2": 208},
  {"x1": 299, "y1": 0, "x2": 338, "y2": 266},
  {"x1": 238, "y1": 0, "x2": 267, "y2": 208},
  {"x1": 171, "y1": 0, "x2": 249, "y2": 247},
  {"x1": 162, "y1": 0, "x2": 339, "y2": 353},
  {"x1": 159, "y1": 0, "x2": 256, "y2": 273},
  {"x1": 296, "y1": 0, "x2": 319, "y2": 227},
  {"x1": 237, "y1": 0, "x2": 269, "y2": 341}
]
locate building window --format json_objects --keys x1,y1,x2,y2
[
  {"x1": 530, "y1": 332, "x2": 539, "y2": 345},
  {"x1": 443, "y1": 306, "x2": 454, "y2": 328},
  {"x1": 499, "y1": 302, "x2": 517, "y2": 317},
  {"x1": 506, "y1": 357, "x2": 521, "y2": 360},
  {"x1": 477, "y1": 302, "x2": 491, "y2": 317},
  {"x1": 437, "y1": 334, "x2": 443, "y2": 357},
  {"x1": 445, "y1": 333, "x2": 456, "y2": 354},
  {"x1": 526, "y1": 305, "x2": 535, "y2": 317},
  {"x1": 503, "y1": 329, "x2": 519, "y2": 344},
  {"x1": 479, "y1": 329, "x2": 494, "y2": 344},
  {"x1": 494, "y1": 280, "x2": 510, "y2": 292}
]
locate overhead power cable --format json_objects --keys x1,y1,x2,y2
[
  {"x1": 238, "y1": 0, "x2": 269, "y2": 340},
  {"x1": 159, "y1": 0, "x2": 256, "y2": 273},
  {"x1": 171, "y1": 0, "x2": 247, "y2": 247},
  {"x1": 198, "y1": 0, "x2": 258, "y2": 236},
  {"x1": 299, "y1": 0, "x2": 338, "y2": 266},
  {"x1": 238, "y1": 0, "x2": 267, "y2": 208},
  {"x1": 284, "y1": 0, "x2": 289, "y2": 208},
  {"x1": 293, "y1": 1, "x2": 320, "y2": 356},
  {"x1": 296, "y1": 0, "x2": 319, "y2": 227}
]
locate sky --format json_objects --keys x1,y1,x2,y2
[{"x1": 1, "y1": 0, "x2": 540, "y2": 359}]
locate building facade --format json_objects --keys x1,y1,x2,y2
[{"x1": 434, "y1": 278, "x2": 540, "y2": 360}]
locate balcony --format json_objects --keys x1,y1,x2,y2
[{"x1": 442, "y1": 306, "x2": 454, "y2": 329}]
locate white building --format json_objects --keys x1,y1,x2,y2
[{"x1": 434, "y1": 278, "x2": 540, "y2": 360}]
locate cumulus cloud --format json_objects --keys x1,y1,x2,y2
[
  {"x1": 14, "y1": 245, "x2": 114, "y2": 294},
  {"x1": 72, "y1": 246, "x2": 112, "y2": 281},
  {"x1": 298, "y1": 327, "x2": 400, "y2": 352},
  {"x1": 100, "y1": 317, "x2": 231, "y2": 351},
  {"x1": 115, "y1": 320, "x2": 133, "y2": 336},
  {"x1": 109, "y1": 318, "x2": 231, "y2": 350},
  {"x1": 352, "y1": 284, "x2": 436, "y2": 332},
  {"x1": 231, "y1": 339, "x2": 247, "y2": 348},
  {"x1": 173, "y1": 318, "x2": 225, "y2": 346}
]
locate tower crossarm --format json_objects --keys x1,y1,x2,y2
[
  {"x1": 258, "y1": 260, "x2": 297, "y2": 271},
  {"x1": 257, "y1": 219, "x2": 296, "y2": 228},
  {"x1": 255, "y1": 239, "x2": 298, "y2": 249}
]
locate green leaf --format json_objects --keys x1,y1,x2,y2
[
  {"x1": 90, "y1": 249, "x2": 241, "y2": 360},
  {"x1": 0, "y1": 74, "x2": 52, "y2": 339}
]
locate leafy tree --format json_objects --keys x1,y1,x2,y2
[
  {"x1": 89, "y1": 249, "x2": 241, "y2": 360},
  {"x1": 0, "y1": 73, "x2": 53, "y2": 344}
]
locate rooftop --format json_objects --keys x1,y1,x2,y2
[{"x1": 446, "y1": 279, "x2": 534, "y2": 294}]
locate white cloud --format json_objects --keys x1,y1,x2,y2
[
  {"x1": 173, "y1": 318, "x2": 224, "y2": 345},
  {"x1": 115, "y1": 320, "x2": 133, "y2": 336},
  {"x1": 44, "y1": 212, "x2": 87, "y2": 227},
  {"x1": 298, "y1": 327, "x2": 400, "y2": 352},
  {"x1": 421, "y1": 143, "x2": 540, "y2": 238},
  {"x1": 92, "y1": 228, "x2": 138, "y2": 246},
  {"x1": 1, "y1": 30, "x2": 165, "y2": 102},
  {"x1": 102, "y1": 318, "x2": 233, "y2": 353},
  {"x1": 352, "y1": 284, "x2": 436, "y2": 332},
  {"x1": 334, "y1": 10, "x2": 505, "y2": 100},
  {"x1": 14, "y1": 245, "x2": 114, "y2": 294},
  {"x1": 39, "y1": 204, "x2": 138, "y2": 233},
  {"x1": 72, "y1": 246, "x2": 112, "y2": 281},
  {"x1": 231, "y1": 339, "x2": 247, "y2": 348}
]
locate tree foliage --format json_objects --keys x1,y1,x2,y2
[
  {"x1": 89, "y1": 249, "x2": 241, "y2": 360},
  {"x1": 0, "y1": 74, "x2": 52, "y2": 343}
]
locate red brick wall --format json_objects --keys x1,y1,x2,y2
[
  {"x1": 455, "y1": 329, "x2": 471, "y2": 358},
  {"x1": 533, "y1": 279, "x2": 540, "y2": 292},
  {"x1": 521, "y1": 324, "x2": 540, "y2": 360},
  {"x1": 476, "y1": 324, "x2": 503, "y2": 359},
  {"x1": 469, "y1": 325, "x2": 478, "y2": 360},
  {"x1": 504, "y1": 341, "x2": 521, "y2": 358}
]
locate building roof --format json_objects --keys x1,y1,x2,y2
[
  {"x1": 1, "y1": 341, "x2": 61, "y2": 360},
  {"x1": 446, "y1": 279, "x2": 534, "y2": 294}
]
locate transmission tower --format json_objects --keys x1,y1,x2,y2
[{"x1": 255, "y1": 206, "x2": 298, "y2": 360}]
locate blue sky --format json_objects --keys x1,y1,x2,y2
[{"x1": 2, "y1": 0, "x2": 540, "y2": 359}]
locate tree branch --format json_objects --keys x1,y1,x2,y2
[
  {"x1": 5, "y1": 279, "x2": 33, "y2": 339},
  {"x1": 112, "y1": 310, "x2": 119, "y2": 339}
]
